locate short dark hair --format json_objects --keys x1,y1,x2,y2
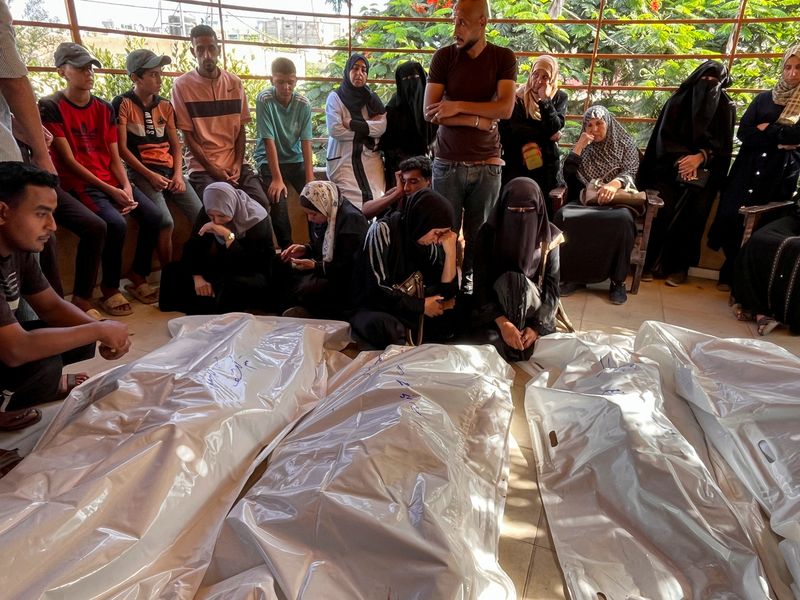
[
  {"x1": 190, "y1": 24, "x2": 218, "y2": 42},
  {"x1": 271, "y1": 57, "x2": 296, "y2": 76},
  {"x1": 0, "y1": 162, "x2": 59, "y2": 207},
  {"x1": 132, "y1": 67, "x2": 148, "y2": 79},
  {"x1": 398, "y1": 155, "x2": 432, "y2": 180}
]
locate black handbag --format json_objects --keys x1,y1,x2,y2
[
  {"x1": 393, "y1": 270, "x2": 425, "y2": 346},
  {"x1": 676, "y1": 167, "x2": 711, "y2": 188}
]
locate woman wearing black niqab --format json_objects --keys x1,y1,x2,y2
[
  {"x1": 470, "y1": 177, "x2": 562, "y2": 361},
  {"x1": 639, "y1": 60, "x2": 735, "y2": 286},
  {"x1": 381, "y1": 61, "x2": 436, "y2": 180}
]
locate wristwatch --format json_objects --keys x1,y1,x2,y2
[{"x1": 226, "y1": 231, "x2": 235, "y2": 242}]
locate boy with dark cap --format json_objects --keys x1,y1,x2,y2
[
  {"x1": 39, "y1": 42, "x2": 164, "y2": 316},
  {"x1": 113, "y1": 49, "x2": 201, "y2": 265},
  {"x1": 253, "y1": 57, "x2": 314, "y2": 250}
]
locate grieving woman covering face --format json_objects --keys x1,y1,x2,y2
[
  {"x1": 553, "y1": 105, "x2": 640, "y2": 305},
  {"x1": 639, "y1": 60, "x2": 735, "y2": 286},
  {"x1": 277, "y1": 181, "x2": 368, "y2": 319},
  {"x1": 350, "y1": 189, "x2": 459, "y2": 349},
  {"x1": 159, "y1": 182, "x2": 273, "y2": 314},
  {"x1": 708, "y1": 45, "x2": 800, "y2": 287},
  {"x1": 499, "y1": 55, "x2": 568, "y2": 212},
  {"x1": 325, "y1": 53, "x2": 387, "y2": 209},
  {"x1": 471, "y1": 177, "x2": 562, "y2": 361}
]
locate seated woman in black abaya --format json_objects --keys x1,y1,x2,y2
[
  {"x1": 277, "y1": 181, "x2": 368, "y2": 319},
  {"x1": 470, "y1": 177, "x2": 562, "y2": 361},
  {"x1": 553, "y1": 105, "x2": 640, "y2": 305},
  {"x1": 350, "y1": 189, "x2": 459, "y2": 349},
  {"x1": 159, "y1": 182, "x2": 273, "y2": 315},
  {"x1": 733, "y1": 198, "x2": 800, "y2": 336}
]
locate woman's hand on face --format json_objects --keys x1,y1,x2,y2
[
  {"x1": 438, "y1": 229, "x2": 458, "y2": 253},
  {"x1": 193, "y1": 275, "x2": 214, "y2": 297},
  {"x1": 498, "y1": 320, "x2": 524, "y2": 351},
  {"x1": 424, "y1": 295, "x2": 445, "y2": 317},
  {"x1": 281, "y1": 243, "x2": 307, "y2": 262},
  {"x1": 575, "y1": 132, "x2": 594, "y2": 153},
  {"x1": 536, "y1": 81, "x2": 556, "y2": 100},
  {"x1": 290, "y1": 258, "x2": 315, "y2": 271},
  {"x1": 198, "y1": 222, "x2": 231, "y2": 240}
]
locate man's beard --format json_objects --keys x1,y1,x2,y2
[{"x1": 458, "y1": 36, "x2": 478, "y2": 53}]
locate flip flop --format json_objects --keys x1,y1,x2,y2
[
  {"x1": 99, "y1": 292, "x2": 133, "y2": 317},
  {"x1": 85, "y1": 308, "x2": 103, "y2": 320},
  {"x1": 757, "y1": 316, "x2": 779, "y2": 336},
  {"x1": 57, "y1": 373, "x2": 89, "y2": 398},
  {"x1": 0, "y1": 408, "x2": 42, "y2": 431},
  {"x1": 125, "y1": 282, "x2": 159, "y2": 305},
  {"x1": 732, "y1": 303, "x2": 755, "y2": 322}
]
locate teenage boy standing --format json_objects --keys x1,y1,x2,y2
[
  {"x1": 114, "y1": 49, "x2": 202, "y2": 265},
  {"x1": 253, "y1": 57, "x2": 314, "y2": 249}
]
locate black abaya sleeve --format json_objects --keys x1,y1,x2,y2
[{"x1": 530, "y1": 247, "x2": 560, "y2": 336}]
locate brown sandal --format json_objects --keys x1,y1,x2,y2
[
  {"x1": 99, "y1": 292, "x2": 133, "y2": 317},
  {"x1": 0, "y1": 407, "x2": 42, "y2": 431},
  {"x1": 0, "y1": 448, "x2": 23, "y2": 478}
]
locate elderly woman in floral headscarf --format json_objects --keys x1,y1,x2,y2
[
  {"x1": 553, "y1": 105, "x2": 640, "y2": 305},
  {"x1": 709, "y1": 45, "x2": 800, "y2": 289},
  {"x1": 499, "y1": 55, "x2": 568, "y2": 212},
  {"x1": 278, "y1": 180, "x2": 368, "y2": 319}
]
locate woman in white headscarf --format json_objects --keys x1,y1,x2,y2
[
  {"x1": 709, "y1": 45, "x2": 800, "y2": 289},
  {"x1": 159, "y1": 182, "x2": 273, "y2": 314},
  {"x1": 499, "y1": 55, "x2": 568, "y2": 213},
  {"x1": 278, "y1": 180, "x2": 368, "y2": 318}
]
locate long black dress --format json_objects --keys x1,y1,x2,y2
[
  {"x1": 159, "y1": 209, "x2": 273, "y2": 315},
  {"x1": 472, "y1": 177, "x2": 561, "y2": 361},
  {"x1": 639, "y1": 61, "x2": 735, "y2": 277},
  {"x1": 734, "y1": 203, "x2": 800, "y2": 333},
  {"x1": 278, "y1": 201, "x2": 368, "y2": 319},
  {"x1": 499, "y1": 90, "x2": 568, "y2": 214},
  {"x1": 708, "y1": 92, "x2": 800, "y2": 284},
  {"x1": 380, "y1": 61, "x2": 436, "y2": 181}
]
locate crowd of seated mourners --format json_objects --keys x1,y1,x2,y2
[{"x1": 5, "y1": 0, "x2": 800, "y2": 465}]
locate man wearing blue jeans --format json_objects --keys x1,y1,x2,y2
[{"x1": 424, "y1": 0, "x2": 516, "y2": 292}]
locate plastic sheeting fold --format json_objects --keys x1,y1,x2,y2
[
  {"x1": 0, "y1": 314, "x2": 350, "y2": 600},
  {"x1": 198, "y1": 343, "x2": 516, "y2": 600},
  {"x1": 525, "y1": 325, "x2": 776, "y2": 600}
]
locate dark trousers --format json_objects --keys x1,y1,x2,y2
[
  {"x1": 259, "y1": 162, "x2": 306, "y2": 249},
  {"x1": 189, "y1": 164, "x2": 276, "y2": 246},
  {"x1": 350, "y1": 306, "x2": 462, "y2": 350},
  {"x1": 78, "y1": 186, "x2": 163, "y2": 289},
  {"x1": 0, "y1": 321, "x2": 96, "y2": 410},
  {"x1": 49, "y1": 187, "x2": 107, "y2": 299}
]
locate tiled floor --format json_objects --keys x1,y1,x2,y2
[{"x1": 66, "y1": 275, "x2": 799, "y2": 599}]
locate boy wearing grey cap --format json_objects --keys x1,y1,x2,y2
[
  {"x1": 39, "y1": 42, "x2": 164, "y2": 316},
  {"x1": 113, "y1": 49, "x2": 201, "y2": 266}
]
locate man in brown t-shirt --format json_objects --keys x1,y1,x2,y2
[{"x1": 424, "y1": 0, "x2": 517, "y2": 293}]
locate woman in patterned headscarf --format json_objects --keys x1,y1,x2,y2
[
  {"x1": 500, "y1": 55, "x2": 568, "y2": 211},
  {"x1": 553, "y1": 105, "x2": 640, "y2": 305},
  {"x1": 278, "y1": 180, "x2": 368, "y2": 319},
  {"x1": 709, "y1": 45, "x2": 800, "y2": 289}
]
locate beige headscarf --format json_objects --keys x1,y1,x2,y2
[
  {"x1": 516, "y1": 55, "x2": 560, "y2": 121},
  {"x1": 773, "y1": 45, "x2": 800, "y2": 106}
]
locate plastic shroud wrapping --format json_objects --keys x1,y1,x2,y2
[{"x1": 197, "y1": 343, "x2": 516, "y2": 600}]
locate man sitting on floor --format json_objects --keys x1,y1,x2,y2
[
  {"x1": 361, "y1": 155, "x2": 432, "y2": 219},
  {"x1": 0, "y1": 162, "x2": 131, "y2": 418}
]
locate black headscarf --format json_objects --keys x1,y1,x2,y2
[
  {"x1": 486, "y1": 177, "x2": 560, "y2": 279},
  {"x1": 386, "y1": 61, "x2": 432, "y2": 146},
  {"x1": 335, "y1": 54, "x2": 386, "y2": 122},
  {"x1": 640, "y1": 60, "x2": 734, "y2": 184},
  {"x1": 365, "y1": 188, "x2": 453, "y2": 286}
]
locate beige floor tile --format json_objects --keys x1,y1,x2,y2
[
  {"x1": 661, "y1": 307, "x2": 752, "y2": 339},
  {"x1": 534, "y1": 505, "x2": 554, "y2": 550},
  {"x1": 584, "y1": 288, "x2": 664, "y2": 320},
  {"x1": 502, "y1": 441, "x2": 541, "y2": 543},
  {"x1": 523, "y1": 545, "x2": 567, "y2": 600},
  {"x1": 498, "y1": 537, "x2": 535, "y2": 598},
  {"x1": 660, "y1": 277, "x2": 731, "y2": 314},
  {"x1": 558, "y1": 293, "x2": 586, "y2": 325}
]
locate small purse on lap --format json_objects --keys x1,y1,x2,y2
[
  {"x1": 580, "y1": 178, "x2": 647, "y2": 215},
  {"x1": 393, "y1": 270, "x2": 425, "y2": 346}
]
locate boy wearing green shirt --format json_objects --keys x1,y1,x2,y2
[{"x1": 253, "y1": 58, "x2": 314, "y2": 250}]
